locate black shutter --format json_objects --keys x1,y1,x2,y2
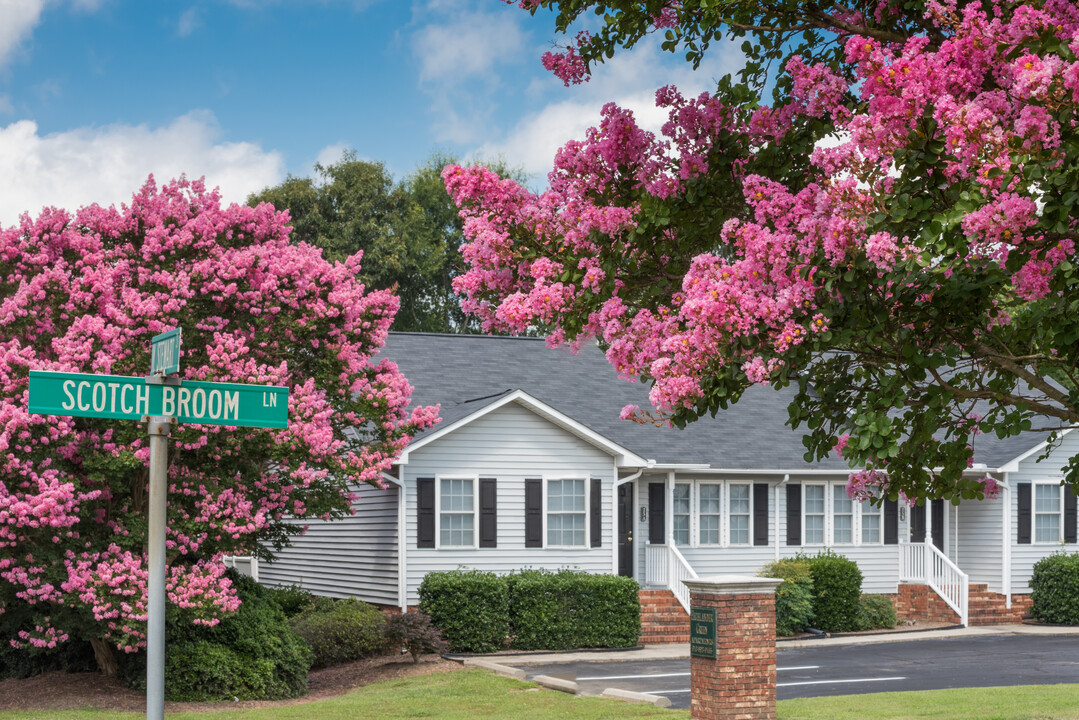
[
  {"x1": 785, "y1": 484, "x2": 801, "y2": 546},
  {"x1": 884, "y1": 498, "x2": 899, "y2": 545},
  {"x1": 753, "y1": 483, "x2": 769, "y2": 546},
  {"x1": 1017, "y1": 483, "x2": 1032, "y2": 545},
  {"x1": 525, "y1": 478, "x2": 543, "y2": 548},
  {"x1": 931, "y1": 499, "x2": 945, "y2": 550},
  {"x1": 417, "y1": 477, "x2": 435, "y2": 548},
  {"x1": 1066, "y1": 488, "x2": 1077, "y2": 544},
  {"x1": 648, "y1": 483, "x2": 665, "y2": 544},
  {"x1": 910, "y1": 503, "x2": 926, "y2": 543},
  {"x1": 590, "y1": 478, "x2": 602, "y2": 548},
  {"x1": 479, "y1": 478, "x2": 497, "y2": 548}
]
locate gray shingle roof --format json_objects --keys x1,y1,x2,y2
[{"x1": 381, "y1": 332, "x2": 1047, "y2": 471}]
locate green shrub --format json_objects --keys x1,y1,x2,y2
[
  {"x1": 506, "y1": 570, "x2": 639, "y2": 650},
  {"x1": 800, "y1": 550, "x2": 863, "y2": 633},
  {"x1": 384, "y1": 612, "x2": 448, "y2": 663},
  {"x1": 419, "y1": 569, "x2": 509, "y2": 653},
  {"x1": 263, "y1": 584, "x2": 315, "y2": 618},
  {"x1": 0, "y1": 597, "x2": 98, "y2": 679},
  {"x1": 856, "y1": 594, "x2": 898, "y2": 630},
  {"x1": 1031, "y1": 552, "x2": 1079, "y2": 624},
  {"x1": 289, "y1": 598, "x2": 387, "y2": 668},
  {"x1": 759, "y1": 559, "x2": 815, "y2": 636},
  {"x1": 121, "y1": 570, "x2": 312, "y2": 701}
]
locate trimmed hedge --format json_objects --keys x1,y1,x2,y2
[
  {"x1": 419, "y1": 569, "x2": 510, "y2": 653},
  {"x1": 1031, "y1": 552, "x2": 1079, "y2": 624},
  {"x1": 506, "y1": 569, "x2": 639, "y2": 650},
  {"x1": 419, "y1": 569, "x2": 640, "y2": 652},
  {"x1": 856, "y1": 594, "x2": 898, "y2": 630},
  {"x1": 289, "y1": 598, "x2": 387, "y2": 668},
  {"x1": 758, "y1": 559, "x2": 815, "y2": 636},
  {"x1": 800, "y1": 550, "x2": 863, "y2": 633}
]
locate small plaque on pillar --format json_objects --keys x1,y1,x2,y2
[{"x1": 689, "y1": 605, "x2": 716, "y2": 659}]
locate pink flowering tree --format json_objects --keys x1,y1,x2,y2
[
  {"x1": 449, "y1": 0, "x2": 1079, "y2": 502},
  {"x1": 0, "y1": 177, "x2": 439, "y2": 673}
]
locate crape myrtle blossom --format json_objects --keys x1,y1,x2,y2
[
  {"x1": 450, "y1": 0, "x2": 1079, "y2": 503},
  {"x1": 0, "y1": 177, "x2": 438, "y2": 667}
]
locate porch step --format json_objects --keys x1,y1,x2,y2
[
  {"x1": 897, "y1": 583, "x2": 1034, "y2": 626},
  {"x1": 638, "y1": 589, "x2": 690, "y2": 644}
]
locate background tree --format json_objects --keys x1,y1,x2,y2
[
  {"x1": 249, "y1": 151, "x2": 526, "y2": 333},
  {"x1": 0, "y1": 176, "x2": 438, "y2": 673},
  {"x1": 445, "y1": 0, "x2": 1079, "y2": 502}
]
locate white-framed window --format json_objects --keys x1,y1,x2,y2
[
  {"x1": 1035, "y1": 484, "x2": 1062, "y2": 543},
  {"x1": 861, "y1": 497, "x2": 882, "y2": 544},
  {"x1": 804, "y1": 484, "x2": 826, "y2": 545},
  {"x1": 438, "y1": 476, "x2": 476, "y2": 548},
  {"x1": 728, "y1": 483, "x2": 752, "y2": 545},
  {"x1": 833, "y1": 485, "x2": 853, "y2": 544},
  {"x1": 673, "y1": 483, "x2": 692, "y2": 546},
  {"x1": 546, "y1": 477, "x2": 587, "y2": 547},
  {"x1": 698, "y1": 483, "x2": 722, "y2": 545}
]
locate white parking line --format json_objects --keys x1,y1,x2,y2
[
  {"x1": 778, "y1": 676, "x2": 907, "y2": 688},
  {"x1": 578, "y1": 665, "x2": 818, "y2": 682}
]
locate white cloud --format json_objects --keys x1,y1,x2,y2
[
  {"x1": 0, "y1": 111, "x2": 286, "y2": 224},
  {"x1": 177, "y1": 7, "x2": 202, "y2": 37},
  {"x1": 0, "y1": 0, "x2": 48, "y2": 70},
  {"x1": 314, "y1": 142, "x2": 350, "y2": 169},
  {"x1": 412, "y1": 11, "x2": 524, "y2": 83},
  {"x1": 476, "y1": 38, "x2": 744, "y2": 179}
]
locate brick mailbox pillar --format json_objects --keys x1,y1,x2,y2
[{"x1": 682, "y1": 575, "x2": 782, "y2": 720}]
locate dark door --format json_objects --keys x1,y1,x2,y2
[
  {"x1": 618, "y1": 483, "x2": 634, "y2": 577},
  {"x1": 910, "y1": 503, "x2": 926, "y2": 543},
  {"x1": 931, "y1": 499, "x2": 945, "y2": 551}
]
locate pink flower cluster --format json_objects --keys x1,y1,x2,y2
[{"x1": 0, "y1": 176, "x2": 439, "y2": 651}]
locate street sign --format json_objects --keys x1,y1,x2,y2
[
  {"x1": 150, "y1": 328, "x2": 181, "y2": 376},
  {"x1": 29, "y1": 371, "x2": 288, "y2": 428}
]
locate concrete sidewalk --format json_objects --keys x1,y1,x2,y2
[{"x1": 490, "y1": 623, "x2": 1079, "y2": 666}]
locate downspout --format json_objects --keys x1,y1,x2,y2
[
  {"x1": 776, "y1": 475, "x2": 790, "y2": 562},
  {"x1": 1002, "y1": 473, "x2": 1011, "y2": 609},
  {"x1": 397, "y1": 478, "x2": 408, "y2": 612},
  {"x1": 666, "y1": 471, "x2": 675, "y2": 546}
]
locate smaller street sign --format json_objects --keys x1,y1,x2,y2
[
  {"x1": 29, "y1": 371, "x2": 288, "y2": 428},
  {"x1": 150, "y1": 328, "x2": 181, "y2": 376},
  {"x1": 689, "y1": 606, "x2": 717, "y2": 659}
]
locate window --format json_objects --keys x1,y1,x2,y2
[
  {"x1": 804, "y1": 485, "x2": 825, "y2": 544},
  {"x1": 1035, "y1": 484, "x2": 1061, "y2": 543},
  {"x1": 729, "y1": 484, "x2": 751, "y2": 545},
  {"x1": 439, "y1": 477, "x2": 474, "y2": 547},
  {"x1": 699, "y1": 484, "x2": 721, "y2": 545},
  {"x1": 861, "y1": 498, "x2": 882, "y2": 544},
  {"x1": 547, "y1": 478, "x2": 586, "y2": 546},
  {"x1": 673, "y1": 483, "x2": 691, "y2": 546},
  {"x1": 833, "y1": 486, "x2": 853, "y2": 544}
]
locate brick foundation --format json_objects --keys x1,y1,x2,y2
[
  {"x1": 685, "y1": 576, "x2": 781, "y2": 720},
  {"x1": 894, "y1": 584, "x2": 961, "y2": 624},
  {"x1": 894, "y1": 584, "x2": 1033, "y2": 626}
]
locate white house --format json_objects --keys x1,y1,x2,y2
[{"x1": 256, "y1": 333, "x2": 1078, "y2": 636}]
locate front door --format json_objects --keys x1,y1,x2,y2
[{"x1": 618, "y1": 483, "x2": 634, "y2": 577}]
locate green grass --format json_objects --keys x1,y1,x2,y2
[{"x1": 3, "y1": 673, "x2": 1079, "y2": 720}]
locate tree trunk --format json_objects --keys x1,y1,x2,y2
[{"x1": 90, "y1": 637, "x2": 119, "y2": 676}]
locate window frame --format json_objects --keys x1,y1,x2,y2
[
  {"x1": 434, "y1": 474, "x2": 478, "y2": 549},
  {"x1": 543, "y1": 476, "x2": 590, "y2": 548},
  {"x1": 831, "y1": 484, "x2": 855, "y2": 545},
  {"x1": 672, "y1": 482, "x2": 693, "y2": 546},
  {"x1": 860, "y1": 496, "x2": 883, "y2": 545},
  {"x1": 697, "y1": 482, "x2": 723, "y2": 547},
  {"x1": 802, "y1": 483, "x2": 827, "y2": 546},
  {"x1": 727, "y1": 482, "x2": 753, "y2": 546},
  {"x1": 1034, "y1": 482, "x2": 1063, "y2": 544}
]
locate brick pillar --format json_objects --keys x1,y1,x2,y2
[{"x1": 683, "y1": 575, "x2": 782, "y2": 720}]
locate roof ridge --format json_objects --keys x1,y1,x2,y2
[{"x1": 388, "y1": 331, "x2": 548, "y2": 342}]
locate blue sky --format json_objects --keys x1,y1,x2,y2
[{"x1": 0, "y1": 0, "x2": 740, "y2": 224}]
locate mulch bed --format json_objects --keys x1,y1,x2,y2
[{"x1": 0, "y1": 653, "x2": 462, "y2": 714}]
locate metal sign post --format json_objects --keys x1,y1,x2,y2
[{"x1": 27, "y1": 328, "x2": 289, "y2": 720}]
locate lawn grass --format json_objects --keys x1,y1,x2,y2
[{"x1": 3, "y1": 672, "x2": 1079, "y2": 720}]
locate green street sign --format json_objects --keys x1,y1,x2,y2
[
  {"x1": 150, "y1": 328, "x2": 181, "y2": 376},
  {"x1": 28, "y1": 371, "x2": 288, "y2": 428}
]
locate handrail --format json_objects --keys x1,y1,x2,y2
[
  {"x1": 924, "y1": 542, "x2": 968, "y2": 627},
  {"x1": 667, "y1": 544, "x2": 698, "y2": 613}
]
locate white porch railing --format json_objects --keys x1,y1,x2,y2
[
  {"x1": 899, "y1": 542, "x2": 967, "y2": 626},
  {"x1": 222, "y1": 555, "x2": 259, "y2": 582},
  {"x1": 644, "y1": 543, "x2": 698, "y2": 613}
]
